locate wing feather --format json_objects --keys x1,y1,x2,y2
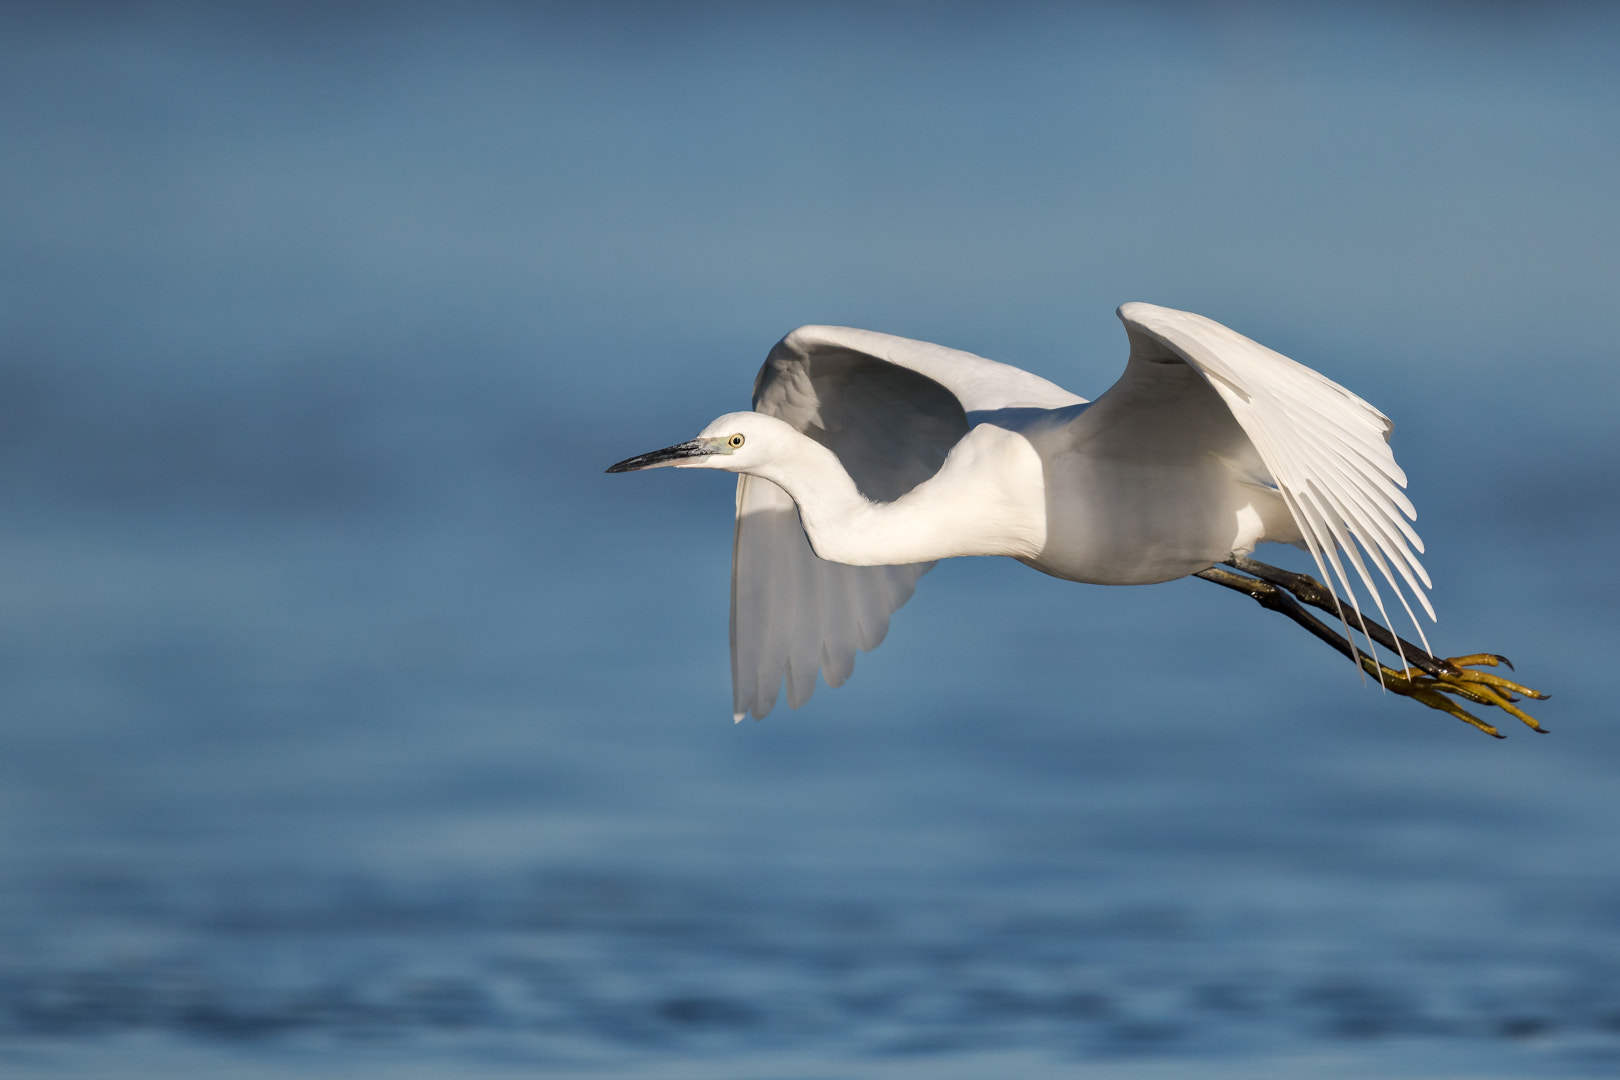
[
  {"x1": 730, "y1": 325, "x2": 1080, "y2": 720},
  {"x1": 1117, "y1": 303, "x2": 1435, "y2": 656}
]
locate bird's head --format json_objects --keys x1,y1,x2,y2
[{"x1": 605, "y1": 412, "x2": 797, "y2": 475}]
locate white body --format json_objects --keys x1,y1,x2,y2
[{"x1": 631, "y1": 303, "x2": 1432, "y2": 721}]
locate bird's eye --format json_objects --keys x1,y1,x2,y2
[{"x1": 727, "y1": 434, "x2": 745, "y2": 449}]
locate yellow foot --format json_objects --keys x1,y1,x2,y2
[{"x1": 1358, "y1": 653, "x2": 1549, "y2": 738}]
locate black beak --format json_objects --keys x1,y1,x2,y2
[{"x1": 605, "y1": 439, "x2": 716, "y2": 473}]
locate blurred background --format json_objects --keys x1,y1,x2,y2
[{"x1": 1, "y1": 2, "x2": 1617, "y2": 1077}]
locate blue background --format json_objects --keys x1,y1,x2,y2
[{"x1": 1, "y1": 3, "x2": 1617, "y2": 1076}]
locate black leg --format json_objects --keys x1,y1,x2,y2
[
  {"x1": 1225, "y1": 556, "x2": 1472, "y2": 679},
  {"x1": 1192, "y1": 565, "x2": 1364, "y2": 666}
]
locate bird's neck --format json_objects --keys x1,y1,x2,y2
[{"x1": 750, "y1": 426, "x2": 1047, "y2": 566}]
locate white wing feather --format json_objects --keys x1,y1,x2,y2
[
  {"x1": 1117, "y1": 303, "x2": 1434, "y2": 654},
  {"x1": 732, "y1": 325, "x2": 1082, "y2": 721}
]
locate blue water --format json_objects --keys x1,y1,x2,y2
[{"x1": 2, "y1": 4, "x2": 1619, "y2": 1077}]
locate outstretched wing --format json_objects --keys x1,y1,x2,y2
[
  {"x1": 1115, "y1": 302, "x2": 1433, "y2": 652},
  {"x1": 733, "y1": 325, "x2": 1083, "y2": 721}
]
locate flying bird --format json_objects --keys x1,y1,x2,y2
[{"x1": 608, "y1": 303, "x2": 1545, "y2": 737}]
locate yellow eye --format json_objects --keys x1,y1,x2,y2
[{"x1": 727, "y1": 433, "x2": 745, "y2": 449}]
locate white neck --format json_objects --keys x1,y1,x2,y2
[{"x1": 749, "y1": 426, "x2": 1048, "y2": 566}]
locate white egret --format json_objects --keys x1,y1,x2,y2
[{"x1": 609, "y1": 303, "x2": 1545, "y2": 737}]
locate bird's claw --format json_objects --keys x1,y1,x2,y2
[
  {"x1": 1360, "y1": 653, "x2": 1548, "y2": 738},
  {"x1": 1440, "y1": 652, "x2": 1513, "y2": 673}
]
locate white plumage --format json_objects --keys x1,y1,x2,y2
[{"x1": 610, "y1": 303, "x2": 1431, "y2": 722}]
